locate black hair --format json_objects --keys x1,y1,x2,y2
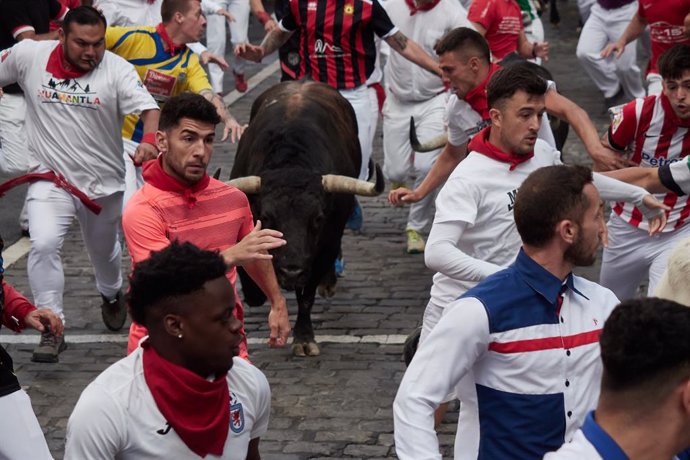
[
  {"x1": 62, "y1": 6, "x2": 107, "y2": 35},
  {"x1": 434, "y1": 27, "x2": 491, "y2": 64},
  {"x1": 514, "y1": 165, "x2": 593, "y2": 247},
  {"x1": 128, "y1": 241, "x2": 228, "y2": 327},
  {"x1": 159, "y1": 92, "x2": 221, "y2": 131},
  {"x1": 487, "y1": 64, "x2": 548, "y2": 110},
  {"x1": 658, "y1": 44, "x2": 690, "y2": 81},
  {"x1": 161, "y1": 0, "x2": 199, "y2": 23},
  {"x1": 600, "y1": 298, "x2": 690, "y2": 395}
]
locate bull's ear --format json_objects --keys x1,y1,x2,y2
[{"x1": 213, "y1": 168, "x2": 222, "y2": 180}]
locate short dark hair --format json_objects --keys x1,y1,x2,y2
[
  {"x1": 487, "y1": 64, "x2": 548, "y2": 109},
  {"x1": 600, "y1": 298, "x2": 690, "y2": 404},
  {"x1": 514, "y1": 165, "x2": 593, "y2": 247},
  {"x1": 161, "y1": 0, "x2": 199, "y2": 23},
  {"x1": 434, "y1": 27, "x2": 490, "y2": 64},
  {"x1": 658, "y1": 44, "x2": 690, "y2": 81},
  {"x1": 62, "y1": 6, "x2": 107, "y2": 35},
  {"x1": 128, "y1": 241, "x2": 228, "y2": 327},
  {"x1": 159, "y1": 92, "x2": 221, "y2": 131}
]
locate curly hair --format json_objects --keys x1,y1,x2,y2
[{"x1": 128, "y1": 241, "x2": 228, "y2": 327}]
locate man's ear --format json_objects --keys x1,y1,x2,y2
[
  {"x1": 174, "y1": 11, "x2": 185, "y2": 24},
  {"x1": 163, "y1": 313, "x2": 184, "y2": 338},
  {"x1": 489, "y1": 107, "x2": 501, "y2": 129},
  {"x1": 156, "y1": 131, "x2": 167, "y2": 153},
  {"x1": 557, "y1": 220, "x2": 577, "y2": 245},
  {"x1": 58, "y1": 27, "x2": 66, "y2": 46}
]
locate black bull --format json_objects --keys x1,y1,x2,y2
[{"x1": 228, "y1": 81, "x2": 384, "y2": 356}]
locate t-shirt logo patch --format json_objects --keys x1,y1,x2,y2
[
  {"x1": 611, "y1": 110, "x2": 623, "y2": 134},
  {"x1": 229, "y1": 392, "x2": 244, "y2": 433},
  {"x1": 39, "y1": 78, "x2": 101, "y2": 108},
  {"x1": 0, "y1": 49, "x2": 10, "y2": 63},
  {"x1": 143, "y1": 69, "x2": 177, "y2": 102},
  {"x1": 344, "y1": 4, "x2": 354, "y2": 15}
]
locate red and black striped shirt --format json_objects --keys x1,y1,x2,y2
[{"x1": 279, "y1": 0, "x2": 397, "y2": 89}]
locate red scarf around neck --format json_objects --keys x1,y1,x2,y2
[
  {"x1": 155, "y1": 23, "x2": 185, "y2": 55},
  {"x1": 404, "y1": 0, "x2": 442, "y2": 15},
  {"x1": 46, "y1": 44, "x2": 88, "y2": 79},
  {"x1": 468, "y1": 126, "x2": 534, "y2": 170},
  {"x1": 143, "y1": 156, "x2": 210, "y2": 209},
  {"x1": 463, "y1": 63, "x2": 500, "y2": 120},
  {"x1": 142, "y1": 342, "x2": 230, "y2": 457}
]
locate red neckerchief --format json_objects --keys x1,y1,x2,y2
[
  {"x1": 404, "y1": 0, "x2": 442, "y2": 15},
  {"x1": 45, "y1": 43, "x2": 88, "y2": 79},
  {"x1": 463, "y1": 63, "x2": 500, "y2": 120},
  {"x1": 143, "y1": 156, "x2": 210, "y2": 209},
  {"x1": 155, "y1": 23, "x2": 185, "y2": 55},
  {"x1": 660, "y1": 92, "x2": 690, "y2": 128},
  {"x1": 468, "y1": 126, "x2": 534, "y2": 170},
  {"x1": 142, "y1": 341, "x2": 230, "y2": 458}
]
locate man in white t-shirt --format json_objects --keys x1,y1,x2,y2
[
  {"x1": 381, "y1": 0, "x2": 471, "y2": 254},
  {"x1": 0, "y1": 6, "x2": 160, "y2": 363},
  {"x1": 545, "y1": 298, "x2": 690, "y2": 460},
  {"x1": 65, "y1": 241, "x2": 271, "y2": 460}
]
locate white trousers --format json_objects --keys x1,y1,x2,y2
[
  {"x1": 600, "y1": 214, "x2": 690, "y2": 300},
  {"x1": 647, "y1": 72, "x2": 663, "y2": 96},
  {"x1": 0, "y1": 389, "x2": 53, "y2": 460},
  {"x1": 340, "y1": 85, "x2": 375, "y2": 180},
  {"x1": 577, "y1": 0, "x2": 596, "y2": 23},
  {"x1": 0, "y1": 93, "x2": 31, "y2": 230},
  {"x1": 576, "y1": 2, "x2": 645, "y2": 99},
  {"x1": 122, "y1": 138, "x2": 144, "y2": 209},
  {"x1": 27, "y1": 181, "x2": 123, "y2": 322},
  {"x1": 382, "y1": 91, "x2": 445, "y2": 232},
  {"x1": 206, "y1": 0, "x2": 250, "y2": 93}
]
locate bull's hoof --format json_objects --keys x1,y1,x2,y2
[
  {"x1": 318, "y1": 282, "x2": 336, "y2": 298},
  {"x1": 291, "y1": 341, "x2": 321, "y2": 357}
]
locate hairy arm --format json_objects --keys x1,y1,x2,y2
[
  {"x1": 601, "y1": 12, "x2": 647, "y2": 59},
  {"x1": 602, "y1": 168, "x2": 668, "y2": 194},
  {"x1": 242, "y1": 260, "x2": 291, "y2": 347},
  {"x1": 384, "y1": 31, "x2": 441, "y2": 77},
  {"x1": 389, "y1": 142, "x2": 467, "y2": 205},
  {"x1": 200, "y1": 89, "x2": 243, "y2": 142}
]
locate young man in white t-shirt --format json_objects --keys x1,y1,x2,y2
[
  {"x1": 65, "y1": 241, "x2": 271, "y2": 460},
  {"x1": 0, "y1": 6, "x2": 160, "y2": 362}
]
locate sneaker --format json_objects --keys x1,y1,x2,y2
[
  {"x1": 390, "y1": 181, "x2": 406, "y2": 190},
  {"x1": 335, "y1": 256, "x2": 345, "y2": 277},
  {"x1": 234, "y1": 72, "x2": 248, "y2": 93},
  {"x1": 346, "y1": 200, "x2": 363, "y2": 231},
  {"x1": 406, "y1": 229, "x2": 425, "y2": 254},
  {"x1": 101, "y1": 291, "x2": 127, "y2": 331},
  {"x1": 31, "y1": 332, "x2": 67, "y2": 363}
]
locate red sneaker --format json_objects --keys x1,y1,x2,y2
[{"x1": 234, "y1": 72, "x2": 247, "y2": 93}]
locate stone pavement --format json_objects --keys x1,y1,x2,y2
[{"x1": 1, "y1": 2, "x2": 632, "y2": 458}]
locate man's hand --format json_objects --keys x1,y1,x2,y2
[
  {"x1": 222, "y1": 117, "x2": 246, "y2": 143},
  {"x1": 533, "y1": 41, "x2": 549, "y2": 61},
  {"x1": 389, "y1": 187, "x2": 423, "y2": 205},
  {"x1": 201, "y1": 51, "x2": 230, "y2": 71},
  {"x1": 132, "y1": 142, "x2": 159, "y2": 166},
  {"x1": 263, "y1": 18, "x2": 278, "y2": 32},
  {"x1": 217, "y1": 7, "x2": 236, "y2": 22},
  {"x1": 24, "y1": 308, "x2": 63, "y2": 336},
  {"x1": 591, "y1": 147, "x2": 636, "y2": 171},
  {"x1": 601, "y1": 40, "x2": 625, "y2": 60},
  {"x1": 640, "y1": 194, "x2": 670, "y2": 235},
  {"x1": 267, "y1": 295, "x2": 290, "y2": 347},
  {"x1": 222, "y1": 220, "x2": 286, "y2": 267},
  {"x1": 235, "y1": 43, "x2": 265, "y2": 63}
]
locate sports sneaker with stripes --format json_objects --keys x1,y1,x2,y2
[
  {"x1": 406, "y1": 229, "x2": 425, "y2": 254},
  {"x1": 31, "y1": 332, "x2": 66, "y2": 363},
  {"x1": 101, "y1": 291, "x2": 127, "y2": 331}
]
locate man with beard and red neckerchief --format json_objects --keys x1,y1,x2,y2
[
  {"x1": 0, "y1": 233, "x2": 63, "y2": 459},
  {"x1": 65, "y1": 241, "x2": 271, "y2": 459},
  {"x1": 122, "y1": 92, "x2": 290, "y2": 357},
  {"x1": 0, "y1": 6, "x2": 160, "y2": 363}
]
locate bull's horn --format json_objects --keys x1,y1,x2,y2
[
  {"x1": 322, "y1": 163, "x2": 385, "y2": 197},
  {"x1": 409, "y1": 116, "x2": 448, "y2": 152},
  {"x1": 212, "y1": 167, "x2": 222, "y2": 180},
  {"x1": 226, "y1": 176, "x2": 261, "y2": 194}
]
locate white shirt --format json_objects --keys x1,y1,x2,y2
[
  {"x1": 394, "y1": 251, "x2": 620, "y2": 460},
  {"x1": 427, "y1": 139, "x2": 561, "y2": 306},
  {"x1": 65, "y1": 349, "x2": 270, "y2": 460},
  {"x1": 382, "y1": 0, "x2": 471, "y2": 102},
  {"x1": 0, "y1": 40, "x2": 158, "y2": 198}
]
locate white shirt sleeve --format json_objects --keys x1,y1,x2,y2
[
  {"x1": 201, "y1": 0, "x2": 223, "y2": 15},
  {"x1": 446, "y1": 97, "x2": 469, "y2": 147},
  {"x1": 113, "y1": 54, "x2": 160, "y2": 117},
  {"x1": 592, "y1": 172, "x2": 647, "y2": 206},
  {"x1": 425, "y1": 220, "x2": 504, "y2": 281},
  {"x1": 433, "y1": 176, "x2": 480, "y2": 225},
  {"x1": 0, "y1": 41, "x2": 29, "y2": 88},
  {"x1": 64, "y1": 383, "x2": 127, "y2": 460},
  {"x1": 250, "y1": 367, "x2": 271, "y2": 439},
  {"x1": 187, "y1": 42, "x2": 208, "y2": 56},
  {"x1": 393, "y1": 297, "x2": 490, "y2": 460}
]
